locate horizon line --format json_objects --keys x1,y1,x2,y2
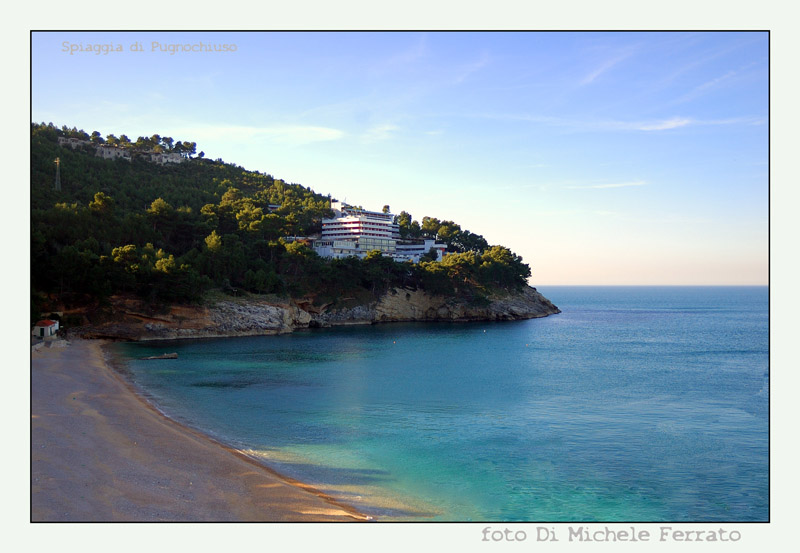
[{"x1": 532, "y1": 283, "x2": 769, "y2": 287}]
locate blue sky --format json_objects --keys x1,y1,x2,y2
[{"x1": 31, "y1": 31, "x2": 768, "y2": 284}]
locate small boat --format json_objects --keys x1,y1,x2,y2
[{"x1": 139, "y1": 352, "x2": 178, "y2": 360}]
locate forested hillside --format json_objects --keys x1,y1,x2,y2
[{"x1": 31, "y1": 123, "x2": 532, "y2": 321}]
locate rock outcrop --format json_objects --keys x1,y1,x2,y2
[
  {"x1": 316, "y1": 286, "x2": 559, "y2": 326},
  {"x1": 72, "y1": 286, "x2": 559, "y2": 341}
]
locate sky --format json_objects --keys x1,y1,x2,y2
[{"x1": 31, "y1": 31, "x2": 768, "y2": 285}]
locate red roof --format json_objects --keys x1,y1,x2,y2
[{"x1": 35, "y1": 320, "x2": 56, "y2": 327}]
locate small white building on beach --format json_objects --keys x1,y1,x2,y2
[{"x1": 32, "y1": 319, "x2": 59, "y2": 339}]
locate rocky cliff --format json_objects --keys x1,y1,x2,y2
[
  {"x1": 317, "y1": 286, "x2": 559, "y2": 325},
  {"x1": 73, "y1": 286, "x2": 559, "y2": 341}
]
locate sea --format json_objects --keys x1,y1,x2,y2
[{"x1": 110, "y1": 286, "x2": 769, "y2": 521}]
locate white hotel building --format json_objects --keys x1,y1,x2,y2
[{"x1": 313, "y1": 201, "x2": 446, "y2": 263}]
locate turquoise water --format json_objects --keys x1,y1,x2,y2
[{"x1": 112, "y1": 286, "x2": 768, "y2": 521}]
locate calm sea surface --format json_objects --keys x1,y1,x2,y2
[{"x1": 111, "y1": 286, "x2": 769, "y2": 521}]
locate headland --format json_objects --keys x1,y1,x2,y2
[{"x1": 67, "y1": 285, "x2": 560, "y2": 341}]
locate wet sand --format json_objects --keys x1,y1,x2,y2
[{"x1": 31, "y1": 339, "x2": 367, "y2": 521}]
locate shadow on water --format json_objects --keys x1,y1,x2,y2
[
  {"x1": 191, "y1": 379, "x2": 259, "y2": 389},
  {"x1": 271, "y1": 463, "x2": 394, "y2": 486},
  {"x1": 254, "y1": 459, "x2": 436, "y2": 519}
]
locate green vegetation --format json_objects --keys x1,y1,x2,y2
[{"x1": 31, "y1": 123, "x2": 532, "y2": 318}]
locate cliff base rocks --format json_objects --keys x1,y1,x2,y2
[{"x1": 70, "y1": 286, "x2": 560, "y2": 341}]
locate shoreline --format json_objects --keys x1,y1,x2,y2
[
  {"x1": 31, "y1": 338, "x2": 370, "y2": 522},
  {"x1": 84, "y1": 315, "x2": 550, "y2": 343},
  {"x1": 67, "y1": 285, "x2": 560, "y2": 342}
]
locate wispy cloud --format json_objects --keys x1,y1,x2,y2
[
  {"x1": 267, "y1": 125, "x2": 344, "y2": 145},
  {"x1": 374, "y1": 34, "x2": 428, "y2": 73},
  {"x1": 636, "y1": 117, "x2": 692, "y2": 131},
  {"x1": 666, "y1": 60, "x2": 763, "y2": 106},
  {"x1": 173, "y1": 124, "x2": 344, "y2": 146},
  {"x1": 467, "y1": 177, "x2": 643, "y2": 193},
  {"x1": 692, "y1": 70, "x2": 737, "y2": 93},
  {"x1": 178, "y1": 71, "x2": 221, "y2": 89},
  {"x1": 703, "y1": 116, "x2": 766, "y2": 126},
  {"x1": 578, "y1": 41, "x2": 642, "y2": 87},
  {"x1": 459, "y1": 111, "x2": 762, "y2": 133},
  {"x1": 649, "y1": 34, "x2": 765, "y2": 95},
  {"x1": 458, "y1": 111, "x2": 689, "y2": 132},
  {"x1": 564, "y1": 180, "x2": 647, "y2": 190},
  {"x1": 526, "y1": 207, "x2": 622, "y2": 218},
  {"x1": 628, "y1": 116, "x2": 765, "y2": 131},
  {"x1": 453, "y1": 51, "x2": 490, "y2": 84},
  {"x1": 675, "y1": 69, "x2": 738, "y2": 104},
  {"x1": 361, "y1": 123, "x2": 399, "y2": 143},
  {"x1": 580, "y1": 53, "x2": 631, "y2": 86}
]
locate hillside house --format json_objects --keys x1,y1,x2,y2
[
  {"x1": 58, "y1": 136, "x2": 186, "y2": 165},
  {"x1": 57, "y1": 137, "x2": 91, "y2": 149},
  {"x1": 95, "y1": 145, "x2": 132, "y2": 161},
  {"x1": 149, "y1": 152, "x2": 185, "y2": 165}
]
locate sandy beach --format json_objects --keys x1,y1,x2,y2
[{"x1": 31, "y1": 338, "x2": 367, "y2": 522}]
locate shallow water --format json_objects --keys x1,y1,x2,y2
[{"x1": 112, "y1": 286, "x2": 768, "y2": 521}]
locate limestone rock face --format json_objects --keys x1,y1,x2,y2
[
  {"x1": 315, "y1": 286, "x2": 560, "y2": 326},
  {"x1": 72, "y1": 287, "x2": 559, "y2": 341},
  {"x1": 75, "y1": 298, "x2": 305, "y2": 341},
  {"x1": 209, "y1": 301, "x2": 311, "y2": 334}
]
